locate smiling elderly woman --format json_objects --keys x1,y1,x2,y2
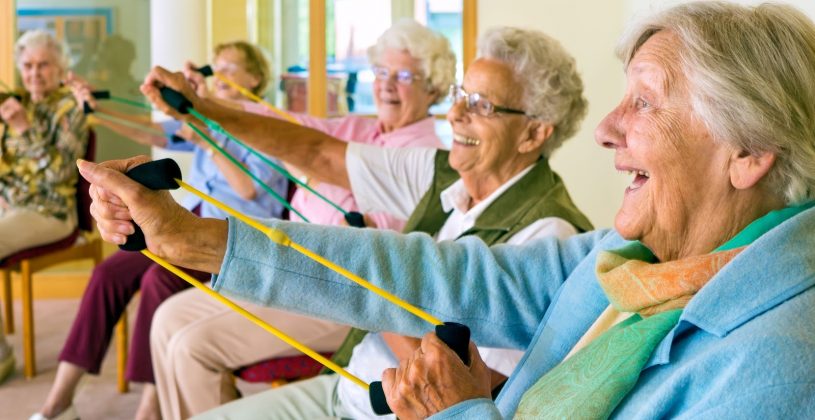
[
  {"x1": 0, "y1": 30, "x2": 87, "y2": 385},
  {"x1": 82, "y1": 2, "x2": 814, "y2": 419}
]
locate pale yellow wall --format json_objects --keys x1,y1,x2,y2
[
  {"x1": 208, "y1": 0, "x2": 249, "y2": 52},
  {"x1": 478, "y1": 0, "x2": 629, "y2": 229},
  {"x1": 0, "y1": 0, "x2": 15, "y2": 89}
]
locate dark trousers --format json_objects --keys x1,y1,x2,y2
[{"x1": 58, "y1": 250, "x2": 210, "y2": 383}]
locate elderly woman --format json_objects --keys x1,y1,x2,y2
[
  {"x1": 32, "y1": 41, "x2": 288, "y2": 420},
  {"x1": 83, "y1": 2, "x2": 815, "y2": 418},
  {"x1": 0, "y1": 30, "x2": 87, "y2": 385},
  {"x1": 144, "y1": 25, "x2": 590, "y2": 420},
  {"x1": 146, "y1": 20, "x2": 456, "y2": 419}
]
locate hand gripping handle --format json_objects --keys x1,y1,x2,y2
[
  {"x1": 159, "y1": 87, "x2": 193, "y2": 114},
  {"x1": 369, "y1": 322, "x2": 471, "y2": 415},
  {"x1": 81, "y1": 90, "x2": 111, "y2": 114},
  {"x1": 196, "y1": 65, "x2": 214, "y2": 77},
  {"x1": 118, "y1": 159, "x2": 183, "y2": 251}
]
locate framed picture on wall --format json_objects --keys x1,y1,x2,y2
[{"x1": 17, "y1": 8, "x2": 114, "y2": 75}]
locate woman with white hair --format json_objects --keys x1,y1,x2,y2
[
  {"x1": 86, "y1": 1, "x2": 815, "y2": 418},
  {"x1": 0, "y1": 30, "x2": 87, "y2": 385},
  {"x1": 143, "y1": 20, "x2": 456, "y2": 419}
]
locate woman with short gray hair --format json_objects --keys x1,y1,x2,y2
[
  {"x1": 479, "y1": 26, "x2": 587, "y2": 157},
  {"x1": 0, "y1": 29, "x2": 87, "y2": 388},
  {"x1": 368, "y1": 19, "x2": 457, "y2": 105}
]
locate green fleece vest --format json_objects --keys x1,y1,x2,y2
[{"x1": 325, "y1": 150, "x2": 593, "y2": 370}]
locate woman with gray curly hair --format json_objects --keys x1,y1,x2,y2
[
  {"x1": 132, "y1": 23, "x2": 591, "y2": 419},
  {"x1": 92, "y1": 2, "x2": 815, "y2": 418},
  {"x1": 0, "y1": 30, "x2": 87, "y2": 386}
]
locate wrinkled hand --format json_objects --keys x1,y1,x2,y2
[
  {"x1": 382, "y1": 333, "x2": 492, "y2": 419},
  {"x1": 0, "y1": 96, "x2": 30, "y2": 132},
  {"x1": 77, "y1": 156, "x2": 198, "y2": 263},
  {"x1": 140, "y1": 66, "x2": 201, "y2": 122},
  {"x1": 64, "y1": 72, "x2": 96, "y2": 110},
  {"x1": 182, "y1": 60, "x2": 209, "y2": 98}
]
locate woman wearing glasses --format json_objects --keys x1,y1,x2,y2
[
  {"x1": 143, "y1": 20, "x2": 455, "y2": 419},
  {"x1": 134, "y1": 25, "x2": 592, "y2": 419}
]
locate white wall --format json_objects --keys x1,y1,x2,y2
[{"x1": 478, "y1": 0, "x2": 629, "y2": 229}]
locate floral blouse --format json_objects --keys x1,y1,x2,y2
[{"x1": 0, "y1": 87, "x2": 88, "y2": 221}]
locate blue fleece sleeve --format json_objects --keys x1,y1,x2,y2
[{"x1": 211, "y1": 218, "x2": 610, "y2": 350}]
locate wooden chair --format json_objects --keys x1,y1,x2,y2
[{"x1": 0, "y1": 131, "x2": 103, "y2": 379}]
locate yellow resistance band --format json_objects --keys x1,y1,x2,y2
[
  {"x1": 140, "y1": 249, "x2": 369, "y2": 391},
  {"x1": 214, "y1": 73, "x2": 300, "y2": 124},
  {"x1": 176, "y1": 178, "x2": 444, "y2": 327}
]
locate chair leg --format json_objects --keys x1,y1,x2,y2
[
  {"x1": 116, "y1": 312, "x2": 129, "y2": 393},
  {"x1": 1, "y1": 269, "x2": 13, "y2": 335},
  {"x1": 21, "y1": 260, "x2": 35, "y2": 379}
]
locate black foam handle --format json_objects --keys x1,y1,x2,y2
[
  {"x1": 160, "y1": 87, "x2": 193, "y2": 114},
  {"x1": 81, "y1": 91, "x2": 112, "y2": 114},
  {"x1": 119, "y1": 159, "x2": 183, "y2": 252},
  {"x1": 369, "y1": 322, "x2": 471, "y2": 415},
  {"x1": 344, "y1": 211, "x2": 366, "y2": 228},
  {"x1": 197, "y1": 65, "x2": 214, "y2": 77}
]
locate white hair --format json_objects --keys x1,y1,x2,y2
[
  {"x1": 478, "y1": 27, "x2": 588, "y2": 157},
  {"x1": 618, "y1": 1, "x2": 815, "y2": 205},
  {"x1": 15, "y1": 30, "x2": 70, "y2": 73},
  {"x1": 367, "y1": 19, "x2": 456, "y2": 104}
]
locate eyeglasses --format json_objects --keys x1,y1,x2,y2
[
  {"x1": 448, "y1": 85, "x2": 528, "y2": 117},
  {"x1": 372, "y1": 66, "x2": 424, "y2": 85}
]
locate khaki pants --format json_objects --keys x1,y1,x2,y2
[
  {"x1": 192, "y1": 374, "x2": 348, "y2": 420},
  {"x1": 0, "y1": 208, "x2": 76, "y2": 259},
  {"x1": 150, "y1": 287, "x2": 350, "y2": 420}
]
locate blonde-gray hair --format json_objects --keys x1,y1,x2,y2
[
  {"x1": 478, "y1": 27, "x2": 588, "y2": 157},
  {"x1": 618, "y1": 1, "x2": 815, "y2": 205},
  {"x1": 14, "y1": 30, "x2": 70, "y2": 73},
  {"x1": 367, "y1": 19, "x2": 456, "y2": 105}
]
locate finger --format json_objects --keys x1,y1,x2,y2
[{"x1": 77, "y1": 159, "x2": 152, "y2": 210}]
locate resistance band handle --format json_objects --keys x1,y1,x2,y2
[
  {"x1": 196, "y1": 65, "x2": 214, "y2": 77},
  {"x1": 119, "y1": 158, "x2": 184, "y2": 251},
  {"x1": 369, "y1": 322, "x2": 471, "y2": 415},
  {"x1": 81, "y1": 90, "x2": 112, "y2": 114},
  {"x1": 160, "y1": 86, "x2": 193, "y2": 114},
  {"x1": 343, "y1": 211, "x2": 366, "y2": 228}
]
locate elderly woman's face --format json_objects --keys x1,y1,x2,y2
[
  {"x1": 446, "y1": 58, "x2": 535, "y2": 178},
  {"x1": 19, "y1": 46, "x2": 63, "y2": 100},
  {"x1": 595, "y1": 31, "x2": 737, "y2": 260},
  {"x1": 373, "y1": 49, "x2": 437, "y2": 131},
  {"x1": 213, "y1": 47, "x2": 261, "y2": 101}
]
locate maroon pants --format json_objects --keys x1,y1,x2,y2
[{"x1": 58, "y1": 250, "x2": 210, "y2": 383}]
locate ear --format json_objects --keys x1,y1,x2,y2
[
  {"x1": 518, "y1": 121, "x2": 554, "y2": 154},
  {"x1": 729, "y1": 148, "x2": 776, "y2": 190}
]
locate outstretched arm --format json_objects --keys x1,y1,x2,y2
[{"x1": 140, "y1": 66, "x2": 351, "y2": 189}]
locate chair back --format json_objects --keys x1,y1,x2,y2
[{"x1": 76, "y1": 129, "x2": 96, "y2": 232}]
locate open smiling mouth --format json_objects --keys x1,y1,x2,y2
[
  {"x1": 625, "y1": 169, "x2": 650, "y2": 191},
  {"x1": 453, "y1": 133, "x2": 480, "y2": 146}
]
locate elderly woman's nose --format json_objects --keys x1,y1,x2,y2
[
  {"x1": 595, "y1": 108, "x2": 625, "y2": 149},
  {"x1": 446, "y1": 98, "x2": 468, "y2": 124}
]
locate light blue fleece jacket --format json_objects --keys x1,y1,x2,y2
[{"x1": 211, "y1": 207, "x2": 815, "y2": 419}]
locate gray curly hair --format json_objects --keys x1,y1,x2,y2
[
  {"x1": 618, "y1": 1, "x2": 815, "y2": 205},
  {"x1": 478, "y1": 27, "x2": 588, "y2": 157},
  {"x1": 367, "y1": 19, "x2": 456, "y2": 105},
  {"x1": 14, "y1": 30, "x2": 71, "y2": 73}
]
